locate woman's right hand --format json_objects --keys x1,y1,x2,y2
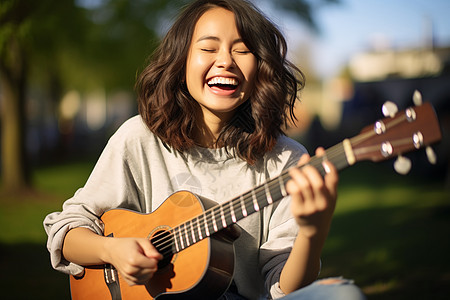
[
  {"x1": 104, "y1": 237, "x2": 163, "y2": 286},
  {"x1": 63, "y1": 228, "x2": 162, "y2": 286}
]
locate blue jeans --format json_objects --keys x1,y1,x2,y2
[{"x1": 221, "y1": 277, "x2": 366, "y2": 300}]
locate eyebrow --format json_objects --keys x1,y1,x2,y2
[{"x1": 196, "y1": 35, "x2": 244, "y2": 45}]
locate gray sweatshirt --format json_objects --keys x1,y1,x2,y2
[{"x1": 43, "y1": 115, "x2": 307, "y2": 299}]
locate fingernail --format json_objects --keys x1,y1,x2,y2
[{"x1": 322, "y1": 161, "x2": 331, "y2": 174}]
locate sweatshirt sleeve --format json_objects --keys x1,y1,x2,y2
[
  {"x1": 260, "y1": 198, "x2": 299, "y2": 299},
  {"x1": 43, "y1": 121, "x2": 144, "y2": 275}
]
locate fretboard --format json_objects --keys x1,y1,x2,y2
[{"x1": 170, "y1": 140, "x2": 351, "y2": 254}]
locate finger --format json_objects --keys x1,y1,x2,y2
[
  {"x1": 123, "y1": 256, "x2": 159, "y2": 285},
  {"x1": 133, "y1": 254, "x2": 160, "y2": 271},
  {"x1": 314, "y1": 146, "x2": 338, "y2": 195},
  {"x1": 290, "y1": 153, "x2": 312, "y2": 201},
  {"x1": 286, "y1": 174, "x2": 304, "y2": 204},
  {"x1": 286, "y1": 178, "x2": 305, "y2": 218},
  {"x1": 138, "y1": 239, "x2": 163, "y2": 260},
  {"x1": 288, "y1": 167, "x2": 314, "y2": 203},
  {"x1": 301, "y1": 164, "x2": 333, "y2": 211},
  {"x1": 125, "y1": 271, "x2": 152, "y2": 286},
  {"x1": 133, "y1": 267, "x2": 157, "y2": 285},
  {"x1": 313, "y1": 146, "x2": 338, "y2": 191},
  {"x1": 315, "y1": 147, "x2": 325, "y2": 156},
  {"x1": 301, "y1": 164, "x2": 324, "y2": 189},
  {"x1": 297, "y1": 153, "x2": 310, "y2": 166},
  {"x1": 323, "y1": 160, "x2": 338, "y2": 197}
]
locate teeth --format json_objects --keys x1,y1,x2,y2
[{"x1": 207, "y1": 77, "x2": 238, "y2": 86}]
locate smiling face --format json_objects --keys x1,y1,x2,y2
[{"x1": 186, "y1": 7, "x2": 257, "y2": 128}]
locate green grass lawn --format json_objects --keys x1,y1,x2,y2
[
  {"x1": 0, "y1": 161, "x2": 95, "y2": 299},
  {"x1": 0, "y1": 160, "x2": 449, "y2": 299},
  {"x1": 321, "y1": 163, "x2": 450, "y2": 299}
]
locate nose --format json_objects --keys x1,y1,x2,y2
[{"x1": 215, "y1": 49, "x2": 234, "y2": 68}]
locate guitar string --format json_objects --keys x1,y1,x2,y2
[
  {"x1": 153, "y1": 141, "x2": 362, "y2": 258},
  {"x1": 349, "y1": 113, "x2": 408, "y2": 146},
  {"x1": 155, "y1": 118, "x2": 415, "y2": 256},
  {"x1": 151, "y1": 142, "x2": 350, "y2": 257},
  {"x1": 153, "y1": 111, "x2": 412, "y2": 256}
]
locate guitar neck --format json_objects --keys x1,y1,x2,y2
[
  {"x1": 168, "y1": 101, "x2": 442, "y2": 255},
  {"x1": 169, "y1": 141, "x2": 351, "y2": 254}
]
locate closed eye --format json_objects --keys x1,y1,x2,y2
[
  {"x1": 201, "y1": 48, "x2": 216, "y2": 52},
  {"x1": 234, "y1": 50, "x2": 252, "y2": 54}
]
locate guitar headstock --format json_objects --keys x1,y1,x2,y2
[{"x1": 350, "y1": 91, "x2": 442, "y2": 174}]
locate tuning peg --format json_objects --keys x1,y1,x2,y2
[
  {"x1": 413, "y1": 90, "x2": 423, "y2": 106},
  {"x1": 426, "y1": 146, "x2": 437, "y2": 164},
  {"x1": 394, "y1": 155, "x2": 412, "y2": 175},
  {"x1": 382, "y1": 101, "x2": 398, "y2": 118}
]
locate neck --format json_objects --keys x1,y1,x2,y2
[
  {"x1": 194, "y1": 110, "x2": 230, "y2": 148},
  {"x1": 193, "y1": 127, "x2": 219, "y2": 148}
]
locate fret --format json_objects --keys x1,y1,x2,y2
[
  {"x1": 190, "y1": 220, "x2": 196, "y2": 243},
  {"x1": 179, "y1": 225, "x2": 185, "y2": 249},
  {"x1": 278, "y1": 175, "x2": 287, "y2": 197},
  {"x1": 230, "y1": 200, "x2": 237, "y2": 223},
  {"x1": 251, "y1": 189, "x2": 259, "y2": 211},
  {"x1": 169, "y1": 234, "x2": 176, "y2": 254},
  {"x1": 240, "y1": 195, "x2": 248, "y2": 217},
  {"x1": 231, "y1": 197, "x2": 244, "y2": 221},
  {"x1": 211, "y1": 210, "x2": 218, "y2": 232},
  {"x1": 223, "y1": 203, "x2": 233, "y2": 226},
  {"x1": 267, "y1": 176, "x2": 286, "y2": 203},
  {"x1": 184, "y1": 223, "x2": 190, "y2": 247},
  {"x1": 199, "y1": 215, "x2": 211, "y2": 239},
  {"x1": 173, "y1": 228, "x2": 180, "y2": 252},
  {"x1": 197, "y1": 217, "x2": 203, "y2": 240},
  {"x1": 264, "y1": 183, "x2": 273, "y2": 205},
  {"x1": 220, "y1": 206, "x2": 227, "y2": 228},
  {"x1": 203, "y1": 213, "x2": 210, "y2": 237}
]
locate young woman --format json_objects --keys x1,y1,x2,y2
[{"x1": 44, "y1": 0, "x2": 366, "y2": 299}]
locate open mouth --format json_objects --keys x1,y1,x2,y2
[{"x1": 207, "y1": 77, "x2": 239, "y2": 90}]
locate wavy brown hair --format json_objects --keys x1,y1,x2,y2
[{"x1": 136, "y1": 0, "x2": 304, "y2": 164}]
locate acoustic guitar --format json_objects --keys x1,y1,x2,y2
[{"x1": 70, "y1": 95, "x2": 442, "y2": 299}]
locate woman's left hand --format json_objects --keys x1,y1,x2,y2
[{"x1": 286, "y1": 147, "x2": 339, "y2": 239}]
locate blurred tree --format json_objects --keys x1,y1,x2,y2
[
  {"x1": 0, "y1": 0, "x2": 168, "y2": 192},
  {"x1": 0, "y1": 0, "x2": 92, "y2": 192},
  {"x1": 0, "y1": 0, "x2": 337, "y2": 193},
  {"x1": 273, "y1": 0, "x2": 339, "y2": 32}
]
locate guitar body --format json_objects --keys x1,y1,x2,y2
[{"x1": 70, "y1": 191, "x2": 237, "y2": 299}]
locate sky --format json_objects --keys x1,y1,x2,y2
[
  {"x1": 77, "y1": 0, "x2": 450, "y2": 79},
  {"x1": 264, "y1": 0, "x2": 450, "y2": 78}
]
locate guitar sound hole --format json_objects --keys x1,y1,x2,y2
[{"x1": 150, "y1": 230, "x2": 174, "y2": 269}]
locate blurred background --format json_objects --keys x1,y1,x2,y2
[{"x1": 1, "y1": 0, "x2": 449, "y2": 299}]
